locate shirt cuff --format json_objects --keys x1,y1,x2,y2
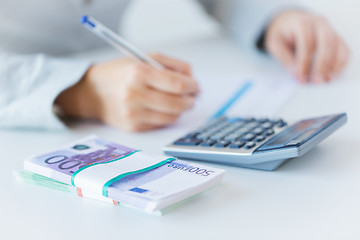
[{"x1": 0, "y1": 54, "x2": 92, "y2": 130}]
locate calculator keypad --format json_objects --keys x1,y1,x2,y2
[
  {"x1": 165, "y1": 113, "x2": 347, "y2": 170},
  {"x1": 173, "y1": 117, "x2": 287, "y2": 151}
]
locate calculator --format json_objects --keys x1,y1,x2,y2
[{"x1": 163, "y1": 113, "x2": 347, "y2": 171}]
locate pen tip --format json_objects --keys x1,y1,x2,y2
[
  {"x1": 80, "y1": 15, "x2": 96, "y2": 28},
  {"x1": 81, "y1": 15, "x2": 89, "y2": 24}
]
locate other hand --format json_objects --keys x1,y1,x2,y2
[{"x1": 265, "y1": 10, "x2": 350, "y2": 83}]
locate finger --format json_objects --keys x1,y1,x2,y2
[
  {"x1": 311, "y1": 21, "x2": 337, "y2": 83},
  {"x1": 294, "y1": 22, "x2": 315, "y2": 83},
  {"x1": 323, "y1": 29, "x2": 339, "y2": 82},
  {"x1": 142, "y1": 88, "x2": 195, "y2": 115},
  {"x1": 145, "y1": 69, "x2": 199, "y2": 95},
  {"x1": 326, "y1": 33, "x2": 340, "y2": 81},
  {"x1": 267, "y1": 37, "x2": 296, "y2": 75},
  {"x1": 331, "y1": 38, "x2": 350, "y2": 77},
  {"x1": 150, "y1": 53, "x2": 192, "y2": 75}
]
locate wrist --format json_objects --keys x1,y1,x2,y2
[{"x1": 55, "y1": 65, "x2": 101, "y2": 120}]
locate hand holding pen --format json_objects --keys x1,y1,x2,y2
[{"x1": 55, "y1": 16, "x2": 199, "y2": 131}]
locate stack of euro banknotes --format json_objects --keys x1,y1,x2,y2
[{"x1": 14, "y1": 136, "x2": 225, "y2": 214}]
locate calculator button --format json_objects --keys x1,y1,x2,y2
[
  {"x1": 271, "y1": 119, "x2": 287, "y2": 128},
  {"x1": 278, "y1": 121, "x2": 287, "y2": 128},
  {"x1": 221, "y1": 128, "x2": 236, "y2": 135},
  {"x1": 261, "y1": 122, "x2": 273, "y2": 129},
  {"x1": 219, "y1": 121, "x2": 232, "y2": 127},
  {"x1": 239, "y1": 133, "x2": 256, "y2": 141},
  {"x1": 174, "y1": 138, "x2": 202, "y2": 146},
  {"x1": 244, "y1": 117, "x2": 255, "y2": 122},
  {"x1": 265, "y1": 129, "x2": 275, "y2": 136},
  {"x1": 255, "y1": 135, "x2": 266, "y2": 142},
  {"x1": 200, "y1": 120, "x2": 222, "y2": 131},
  {"x1": 270, "y1": 118, "x2": 282, "y2": 123},
  {"x1": 200, "y1": 139, "x2": 216, "y2": 147},
  {"x1": 210, "y1": 133, "x2": 226, "y2": 140},
  {"x1": 232, "y1": 121, "x2": 246, "y2": 129},
  {"x1": 245, "y1": 122, "x2": 259, "y2": 129},
  {"x1": 244, "y1": 141, "x2": 256, "y2": 149},
  {"x1": 196, "y1": 134, "x2": 210, "y2": 140},
  {"x1": 224, "y1": 133, "x2": 239, "y2": 141},
  {"x1": 206, "y1": 128, "x2": 220, "y2": 134},
  {"x1": 257, "y1": 118, "x2": 269, "y2": 123},
  {"x1": 237, "y1": 127, "x2": 254, "y2": 136},
  {"x1": 185, "y1": 132, "x2": 199, "y2": 139},
  {"x1": 228, "y1": 140, "x2": 246, "y2": 149},
  {"x1": 214, "y1": 140, "x2": 230, "y2": 148},
  {"x1": 252, "y1": 127, "x2": 264, "y2": 135},
  {"x1": 207, "y1": 125, "x2": 221, "y2": 132},
  {"x1": 234, "y1": 128, "x2": 249, "y2": 136},
  {"x1": 211, "y1": 123, "x2": 228, "y2": 132}
]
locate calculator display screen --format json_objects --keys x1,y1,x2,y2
[{"x1": 254, "y1": 116, "x2": 338, "y2": 152}]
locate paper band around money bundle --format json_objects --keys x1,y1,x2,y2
[{"x1": 70, "y1": 150, "x2": 175, "y2": 197}]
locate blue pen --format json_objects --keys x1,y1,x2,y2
[
  {"x1": 81, "y1": 15, "x2": 164, "y2": 70},
  {"x1": 209, "y1": 80, "x2": 253, "y2": 120}
]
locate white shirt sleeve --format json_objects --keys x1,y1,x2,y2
[
  {"x1": 0, "y1": 53, "x2": 91, "y2": 130},
  {"x1": 198, "y1": 0, "x2": 297, "y2": 55}
]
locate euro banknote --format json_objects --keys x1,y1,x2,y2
[{"x1": 22, "y1": 136, "x2": 225, "y2": 213}]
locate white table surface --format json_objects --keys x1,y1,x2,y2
[{"x1": 1, "y1": 35, "x2": 359, "y2": 240}]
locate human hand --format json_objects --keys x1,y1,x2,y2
[
  {"x1": 265, "y1": 10, "x2": 350, "y2": 83},
  {"x1": 55, "y1": 54, "x2": 199, "y2": 131}
]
